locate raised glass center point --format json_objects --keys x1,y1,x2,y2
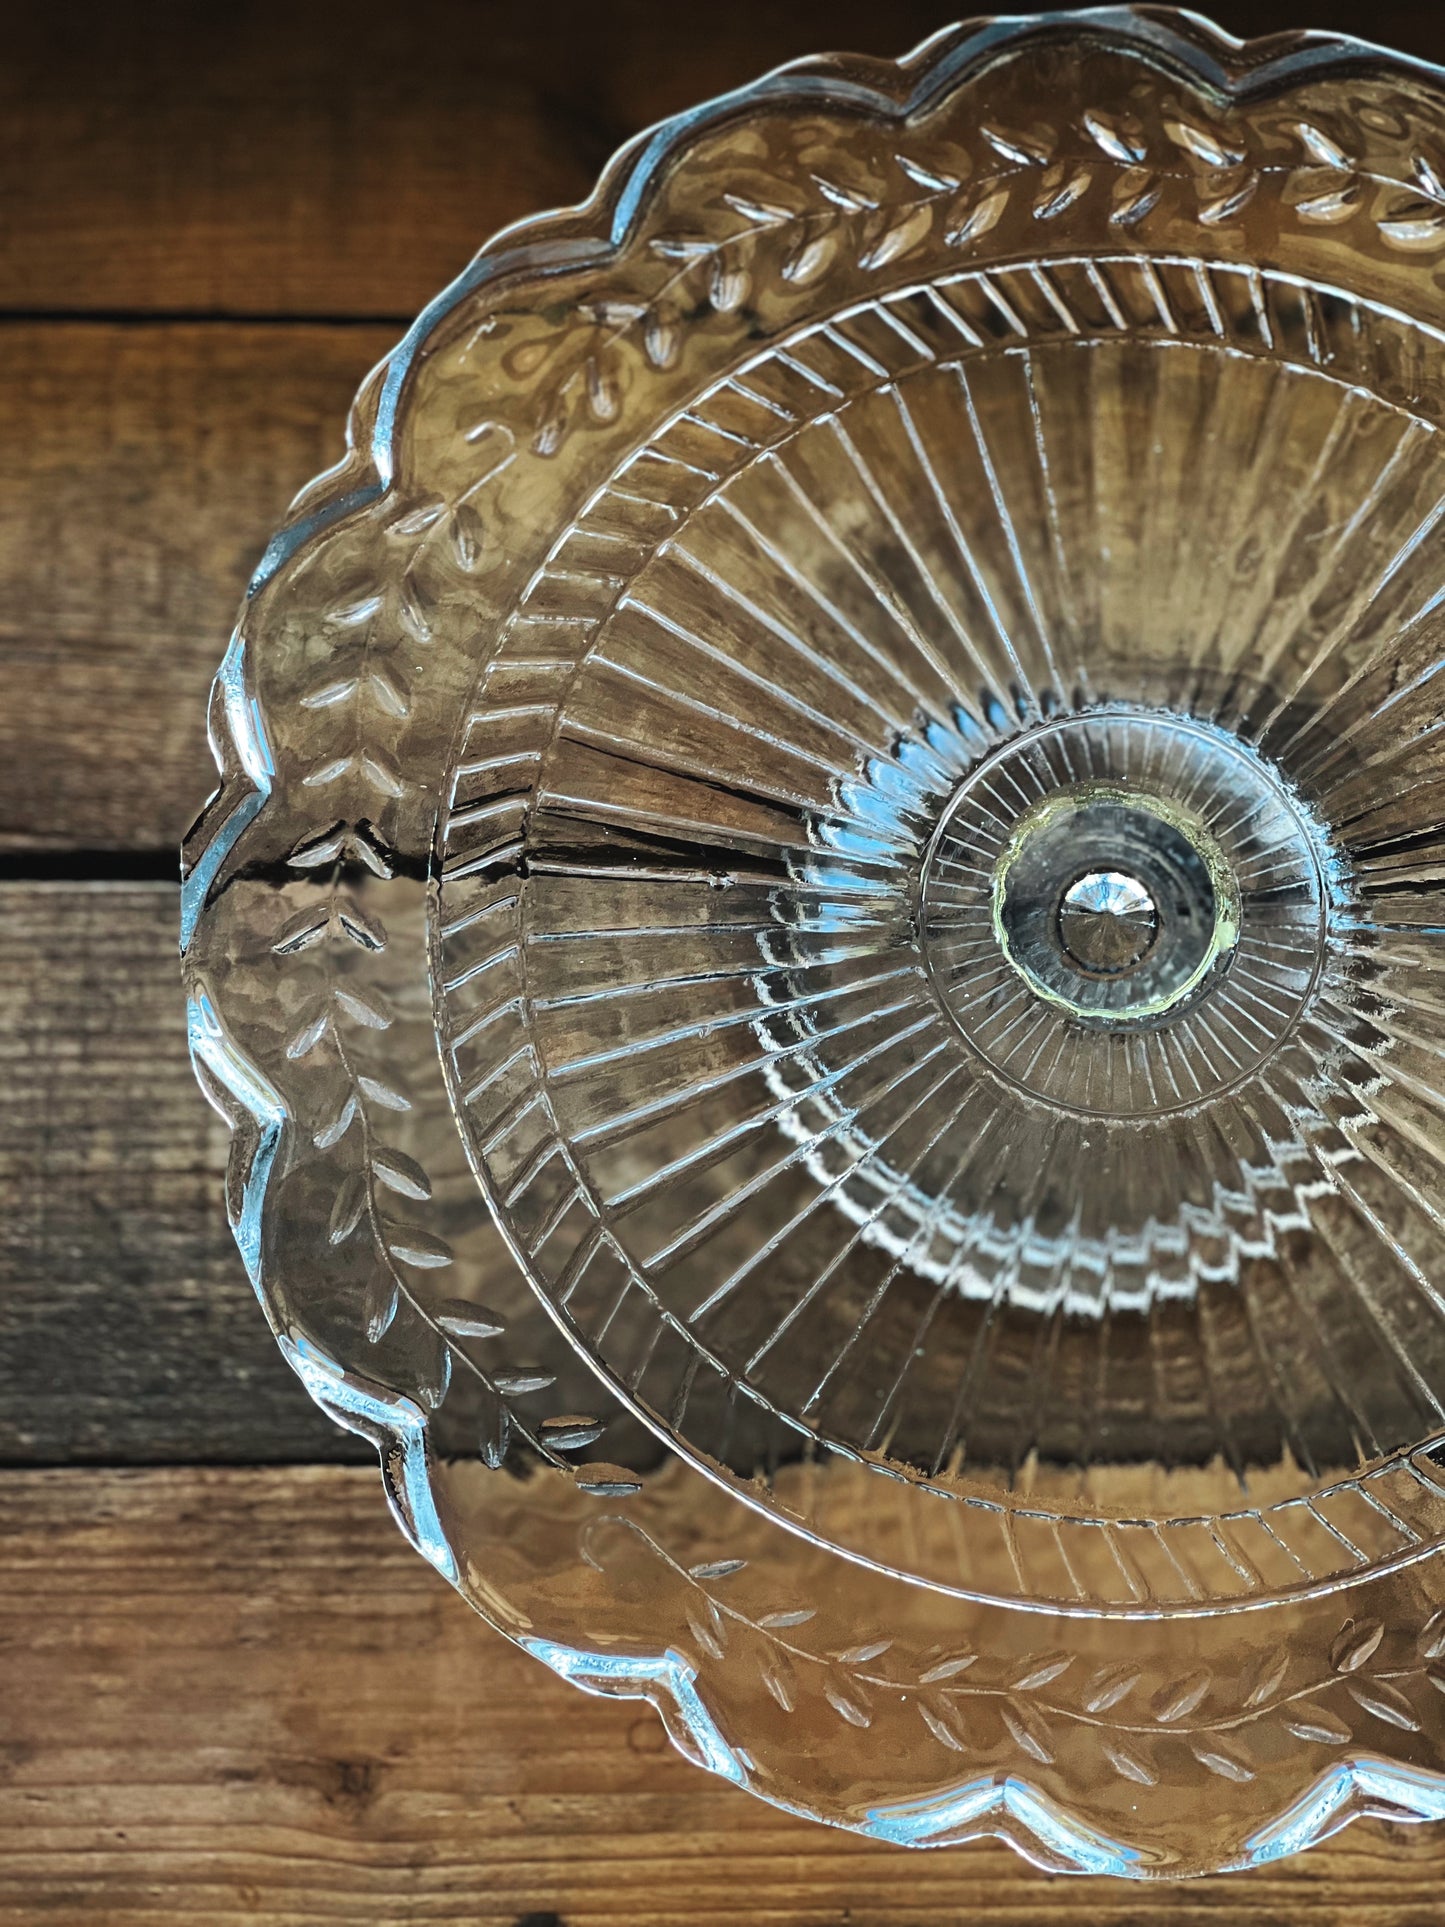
[
  {"x1": 1058, "y1": 868, "x2": 1159, "y2": 976},
  {"x1": 978, "y1": 783, "x2": 1243, "y2": 1029}
]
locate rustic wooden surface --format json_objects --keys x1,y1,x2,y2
[
  {"x1": 6, "y1": 1465, "x2": 1445, "y2": 1927},
  {"x1": 0, "y1": 325, "x2": 394, "y2": 855},
  {"x1": 0, "y1": 885, "x2": 363, "y2": 1462},
  {"x1": 8, "y1": 0, "x2": 1445, "y2": 1919}
]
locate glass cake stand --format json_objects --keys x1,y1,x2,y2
[{"x1": 183, "y1": 5, "x2": 1445, "y2": 1875}]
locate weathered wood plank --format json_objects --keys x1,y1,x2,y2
[
  {"x1": 0, "y1": 322, "x2": 393, "y2": 853},
  {"x1": 6, "y1": 1, "x2": 1440, "y2": 323},
  {"x1": 3, "y1": 1461, "x2": 1445, "y2": 1926},
  {"x1": 0, "y1": 882, "x2": 366, "y2": 1462},
  {"x1": 8, "y1": 8, "x2": 1445, "y2": 857},
  {"x1": 0, "y1": 0, "x2": 982, "y2": 320}
]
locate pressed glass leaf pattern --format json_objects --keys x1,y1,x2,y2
[{"x1": 184, "y1": 8, "x2": 1445, "y2": 1876}]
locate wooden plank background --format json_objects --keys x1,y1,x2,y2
[{"x1": 7, "y1": 1, "x2": 1445, "y2": 1919}]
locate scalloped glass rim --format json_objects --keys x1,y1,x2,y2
[
  {"x1": 212, "y1": 3, "x2": 1445, "y2": 628},
  {"x1": 183, "y1": 5, "x2": 1445, "y2": 1876}
]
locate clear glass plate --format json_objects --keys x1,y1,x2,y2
[{"x1": 183, "y1": 5, "x2": 1445, "y2": 1875}]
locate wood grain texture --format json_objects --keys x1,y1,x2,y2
[
  {"x1": 3, "y1": 0, "x2": 1443, "y2": 322},
  {"x1": 0, "y1": 882, "x2": 365, "y2": 1463},
  {"x1": 0, "y1": 322, "x2": 393, "y2": 853},
  {"x1": 4, "y1": 1461, "x2": 1445, "y2": 1927},
  {"x1": 9, "y1": 2, "x2": 1445, "y2": 1915},
  {"x1": 0, "y1": 0, "x2": 1002, "y2": 321},
  {"x1": 7, "y1": 3, "x2": 1445, "y2": 856}
]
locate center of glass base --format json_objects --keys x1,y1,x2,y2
[
  {"x1": 918, "y1": 709, "x2": 1328, "y2": 1114},
  {"x1": 1057, "y1": 869, "x2": 1159, "y2": 976},
  {"x1": 992, "y1": 786, "x2": 1240, "y2": 1026}
]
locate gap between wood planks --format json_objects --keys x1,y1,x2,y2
[
  {"x1": 0, "y1": 851, "x2": 179, "y2": 882},
  {"x1": 0, "y1": 309, "x2": 417, "y2": 328}
]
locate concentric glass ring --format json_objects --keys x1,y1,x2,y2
[
  {"x1": 184, "y1": 7, "x2": 1445, "y2": 1876},
  {"x1": 922, "y1": 707, "x2": 1327, "y2": 1111},
  {"x1": 433, "y1": 260, "x2": 1441, "y2": 1602}
]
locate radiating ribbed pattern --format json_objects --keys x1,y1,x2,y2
[{"x1": 435, "y1": 255, "x2": 1445, "y2": 1589}]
